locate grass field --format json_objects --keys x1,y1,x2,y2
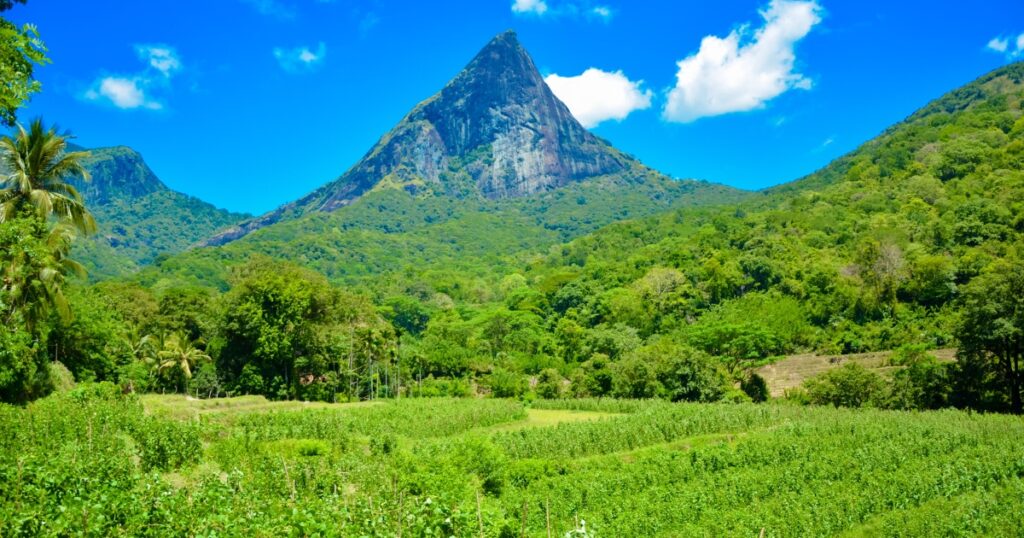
[{"x1": 2, "y1": 386, "x2": 1023, "y2": 537}]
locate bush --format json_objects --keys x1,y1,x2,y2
[
  {"x1": 535, "y1": 368, "x2": 565, "y2": 399},
  {"x1": 884, "y1": 357, "x2": 952, "y2": 410},
  {"x1": 117, "y1": 360, "x2": 155, "y2": 393},
  {"x1": 657, "y1": 348, "x2": 728, "y2": 403},
  {"x1": 487, "y1": 368, "x2": 528, "y2": 398},
  {"x1": 0, "y1": 326, "x2": 47, "y2": 403},
  {"x1": 803, "y1": 363, "x2": 886, "y2": 408},
  {"x1": 47, "y1": 361, "x2": 76, "y2": 393},
  {"x1": 407, "y1": 376, "x2": 472, "y2": 398},
  {"x1": 741, "y1": 373, "x2": 769, "y2": 403}
]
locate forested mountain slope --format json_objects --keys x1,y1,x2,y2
[
  {"x1": 70, "y1": 145, "x2": 248, "y2": 278},
  {"x1": 139, "y1": 171, "x2": 745, "y2": 290},
  {"x1": 515, "y1": 60, "x2": 1023, "y2": 360}
]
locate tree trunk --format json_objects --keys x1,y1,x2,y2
[{"x1": 1011, "y1": 350, "x2": 1022, "y2": 415}]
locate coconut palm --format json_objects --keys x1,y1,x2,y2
[
  {"x1": 153, "y1": 333, "x2": 211, "y2": 392},
  {"x1": 126, "y1": 329, "x2": 158, "y2": 362},
  {"x1": 0, "y1": 118, "x2": 95, "y2": 234},
  {"x1": 1, "y1": 221, "x2": 84, "y2": 328}
]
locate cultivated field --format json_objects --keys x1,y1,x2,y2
[{"x1": 1, "y1": 386, "x2": 1022, "y2": 536}]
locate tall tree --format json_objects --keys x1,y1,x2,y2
[
  {"x1": 0, "y1": 120, "x2": 92, "y2": 331},
  {"x1": 0, "y1": 0, "x2": 48, "y2": 127},
  {"x1": 955, "y1": 254, "x2": 1024, "y2": 414},
  {"x1": 1, "y1": 219, "x2": 83, "y2": 329},
  {"x1": 152, "y1": 332, "x2": 211, "y2": 393}
]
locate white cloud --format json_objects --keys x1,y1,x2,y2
[
  {"x1": 591, "y1": 6, "x2": 612, "y2": 21},
  {"x1": 135, "y1": 45, "x2": 181, "y2": 77},
  {"x1": 83, "y1": 44, "x2": 183, "y2": 111},
  {"x1": 273, "y1": 42, "x2": 327, "y2": 73},
  {"x1": 987, "y1": 37, "x2": 1009, "y2": 53},
  {"x1": 545, "y1": 68, "x2": 652, "y2": 128},
  {"x1": 664, "y1": 0, "x2": 822, "y2": 123},
  {"x1": 986, "y1": 32, "x2": 1024, "y2": 59},
  {"x1": 512, "y1": 0, "x2": 548, "y2": 15},
  {"x1": 84, "y1": 77, "x2": 162, "y2": 110}
]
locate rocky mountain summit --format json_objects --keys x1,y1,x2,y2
[{"x1": 204, "y1": 30, "x2": 634, "y2": 246}]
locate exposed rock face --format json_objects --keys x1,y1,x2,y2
[
  {"x1": 204, "y1": 30, "x2": 631, "y2": 246},
  {"x1": 69, "y1": 146, "x2": 165, "y2": 205}
]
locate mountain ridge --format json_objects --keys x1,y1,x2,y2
[{"x1": 68, "y1": 145, "x2": 249, "y2": 278}]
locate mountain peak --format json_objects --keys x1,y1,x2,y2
[
  {"x1": 75, "y1": 146, "x2": 166, "y2": 204},
  {"x1": 483, "y1": 29, "x2": 520, "y2": 48},
  {"x1": 203, "y1": 32, "x2": 633, "y2": 245},
  {"x1": 469, "y1": 29, "x2": 527, "y2": 68}
]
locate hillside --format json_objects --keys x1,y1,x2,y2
[
  {"x1": 70, "y1": 146, "x2": 248, "y2": 278},
  {"x1": 768, "y1": 60, "x2": 1024, "y2": 195},
  {"x1": 507, "y1": 60, "x2": 1024, "y2": 360},
  {"x1": 139, "y1": 171, "x2": 745, "y2": 290},
  {"x1": 755, "y1": 348, "x2": 957, "y2": 397}
]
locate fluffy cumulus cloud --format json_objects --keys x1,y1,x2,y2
[
  {"x1": 84, "y1": 44, "x2": 182, "y2": 110},
  {"x1": 545, "y1": 68, "x2": 652, "y2": 128},
  {"x1": 664, "y1": 0, "x2": 822, "y2": 123},
  {"x1": 987, "y1": 37, "x2": 1009, "y2": 53},
  {"x1": 273, "y1": 42, "x2": 327, "y2": 73},
  {"x1": 85, "y1": 77, "x2": 159, "y2": 110},
  {"x1": 986, "y1": 32, "x2": 1024, "y2": 59}
]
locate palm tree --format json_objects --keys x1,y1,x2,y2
[
  {"x1": 154, "y1": 333, "x2": 211, "y2": 393},
  {"x1": 0, "y1": 118, "x2": 95, "y2": 234},
  {"x1": 1, "y1": 221, "x2": 85, "y2": 329},
  {"x1": 126, "y1": 329, "x2": 157, "y2": 362}
]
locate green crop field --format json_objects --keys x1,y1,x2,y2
[{"x1": 2, "y1": 385, "x2": 1022, "y2": 537}]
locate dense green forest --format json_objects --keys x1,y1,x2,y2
[{"x1": 45, "y1": 59, "x2": 1012, "y2": 414}]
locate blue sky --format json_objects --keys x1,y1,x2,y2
[{"x1": 8, "y1": 0, "x2": 1024, "y2": 214}]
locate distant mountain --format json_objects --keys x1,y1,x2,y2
[
  {"x1": 69, "y1": 146, "x2": 248, "y2": 278},
  {"x1": 204, "y1": 31, "x2": 728, "y2": 246}
]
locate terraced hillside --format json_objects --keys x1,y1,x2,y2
[{"x1": 756, "y1": 349, "x2": 958, "y2": 397}]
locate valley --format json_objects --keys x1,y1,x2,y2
[{"x1": 1, "y1": 3, "x2": 1023, "y2": 536}]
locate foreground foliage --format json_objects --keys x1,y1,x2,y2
[{"x1": 1, "y1": 390, "x2": 1022, "y2": 537}]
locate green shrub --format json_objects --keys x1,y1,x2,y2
[
  {"x1": 741, "y1": 373, "x2": 769, "y2": 402},
  {"x1": 535, "y1": 368, "x2": 565, "y2": 399},
  {"x1": 803, "y1": 363, "x2": 886, "y2": 408}
]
